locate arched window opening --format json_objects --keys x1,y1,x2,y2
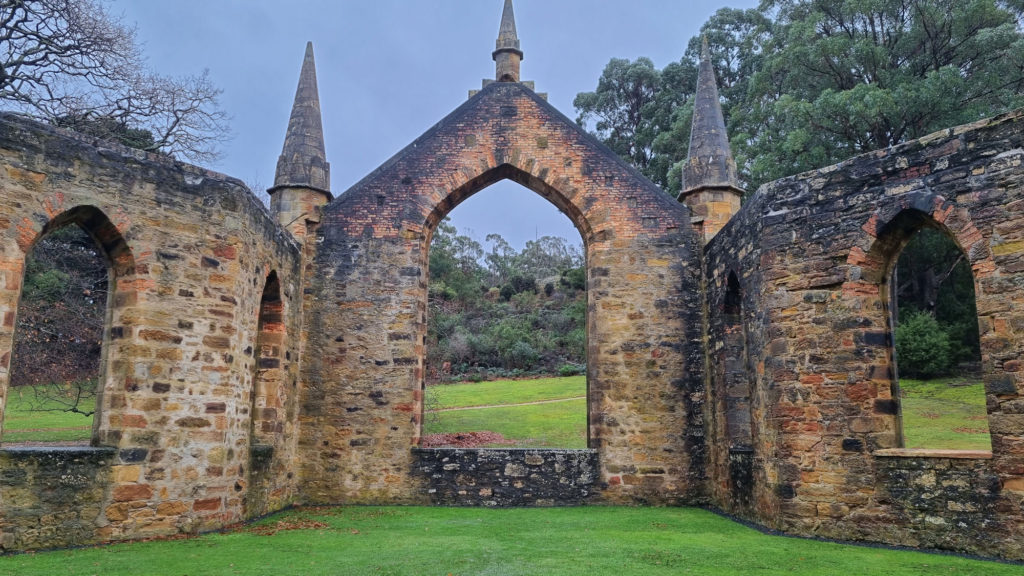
[
  {"x1": 251, "y1": 271, "x2": 285, "y2": 445},
  {"x1": 4, "y1": 224, "x2": 109, "y2": 445},
  {"x1": 722, "y1": 271, "x2": 752, "y2": 451},
  {"x1": 421, "y1": 180, "x2": 587, "y2": 449},
  {"x1": 891, "y1": 226, "x2": 990, "y2": 451},
  {"x1": 724, "y1": 271, "x2": 742, "y2": 320}
]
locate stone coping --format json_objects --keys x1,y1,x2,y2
[{"x1": 873, "y1": 448, "x2": 993, "y2": 459}]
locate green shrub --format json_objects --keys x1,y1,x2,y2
[
  {"x1": 504, "y1": 341, "x2": 539, "y2": 369},
  {"x1": 896, "y1": 310, "x2": 951, "y2": 378},
  {"x1": 509, "y1": 275, "x2": 537, "y2": 294},
  {"x1": 558, "y1": 363, "x2": 582, "y2": 377},
  {"x1": 560, "y1": 266, "x2": 586, "y2": 291},
  {"x1": 23, "y1": 265, "x2": 70, "y2": 303},
  {"x1": 500, "y1": 283, "x2": 515, "y2": 301}
]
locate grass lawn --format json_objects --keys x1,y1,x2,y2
[
  {"x1": 426, "y1": 397, "x2": 587, "y2": 448},
  {"x1": 424, "y1": 376, "x2": 586, "y2": 447},
  {"x1": 899, "y1": 377, "x2": 991, "y2": 451},
  {"x1": 0, "y1": 506, "x2": 1018, "y2": 575},
  {"x1": 427, "y1": 375, "x2": 585, "y2": 410},
  {"x1": 2, "y1": 384, "x2": 93, "y2": 444}
]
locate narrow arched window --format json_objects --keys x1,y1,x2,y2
[
  {"x1": 3, "y1": 206, "x2": 132, "y2": 446},
  {"x1": 251, "y1": 271, "x2": 285, "y2": 444},
  {"x1": 722, "y1": 271, "x2": 752, "y2": 451},
  {"x1": 891, "y1": 226, "x2": 990, "y2": 451}
]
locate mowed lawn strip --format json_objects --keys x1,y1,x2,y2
[
  {"x1": 426, "y1": 375, "x2": 585, "y2": 410},
  {"x1": 900, "y1": 378, "x2": 991, "y2": 451},
  {"x1": 2, "y1": 385, "x2": 93, "y2": 444},
  {"x1": 424, "y1": 397, "x2": 587, "y2": 448},
  {"x1": 1, "y1": 506, "x2": 1018, "y2": 576}
]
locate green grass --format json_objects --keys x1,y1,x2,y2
[
  {"x1": 900, "y1": 377, "x2": 991, "y2": 451},
  {"x1": 2, "y1": 384, "x2": 93, "y2": 444},
  {"x1": 427, "y1": 397, "x2": 587, "y2": 448},
  {"x1": 0, "y1": 506, "x2": 1018, "y2": 575},
  {"x1": 424, "y1": 376, "x2": 586, "y2": 447},
  {"x1": 427, "y1": 375, "x2": 585, "y2": 410}
]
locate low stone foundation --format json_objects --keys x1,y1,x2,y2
[
  {"x1": 0, "y1": 447, "x2": 116, "y2": 551},
  {"x1": 412, "y1": 448, "x2": 599, "y2": 506},
  {"x1": 872, "y1": 454, "x2": 1019, "y2": 559}
]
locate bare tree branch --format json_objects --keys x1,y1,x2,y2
[{"x1": 0, "y1": 0, "x2": 230, "y2": 162}]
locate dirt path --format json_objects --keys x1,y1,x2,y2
[{"x1": 428, "y1": 395, "x2": 586, "y2": 413}]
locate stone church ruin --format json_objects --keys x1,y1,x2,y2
[{"x1": 0, "y1": 0, "x2": 1021, "y2": 561}]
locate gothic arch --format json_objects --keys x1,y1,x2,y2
[
  {"x1": 251, "y1": 270, "x2": 285, "y2": 445},
  {"x1": 423, "y1": 164, "x2": 594, "y2": 246},
  {"x1": 2, "y1": 205, "x2": 136, "y2": 446},
  {"x1": 854, "y1": 199, "x2": 995, "y2": 453},
  {"x1": 303, "y1": 81, "x2": 704, "y2": 503}
]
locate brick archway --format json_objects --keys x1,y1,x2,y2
[{"x1": 299, "y1": 81, "x2": 706, "y2": 505}]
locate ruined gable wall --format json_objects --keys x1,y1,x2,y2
[
  {"x1": 706, "y1": 110, "x2": 1024, "y2": 560},
  {"x1": 298, "y1": 82, "x2": 706, "y2": 506},
  {"x1": 0, "y1": 114, "x2": 303, "y2": 550}
]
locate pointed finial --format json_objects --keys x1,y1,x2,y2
[
  {"x1": 682, "y1": 39, "x2": 741, "y2": 196},
  {"x1": 271, "y1": 41, "x2": 331, "y2": 196},
  {"x1": 493, "y1": 0, "x2": 523, "y2": 82},
  {"x1": 679, "y1": 38, "x2": 744, "y2": 242},
  {"x1": 701, "y1": 35, "x2": 710, "y2": 60}
]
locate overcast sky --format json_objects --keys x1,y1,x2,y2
[{"x1": 111, "y1": 0, "x2": 757, "y2": 249}]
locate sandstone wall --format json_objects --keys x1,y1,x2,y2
[
  {"x1": 298, "y1": 82, "x2": 705, "y2": 506},
  {"x1": 705, "y1": 110, "x2": 1024, "y2": 559},
  {"x1": 0, "y1": 114, "x2": 302, "y2": 550}
]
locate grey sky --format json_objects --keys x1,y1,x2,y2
[{"x1": 111, "y1": 0, "x2": 757, "y2": 249}]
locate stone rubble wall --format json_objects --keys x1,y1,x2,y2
[
  {"x1": 705, "y1": 110, "x2": 1024, "y2": 560},
  {"x1": 0, "y1": 113, "x2": 303, "y2": 550},
  {"x1": 412, "y1": 448, "x2": 599, "y2": 506}
]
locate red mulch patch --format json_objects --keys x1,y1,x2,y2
[
  {"x1": 919, "y1": 412, "x2": 942, "y2": 420},
  {"x1": 952, "y1": 426, "x2": 988, "y2": 434},
  {"x1": 420, "y1": 431, "x2": 515, "y2": 448}
]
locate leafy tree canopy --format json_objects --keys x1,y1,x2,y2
[{"x1": 576, "y1": 0, "x2": 1024, "y2": 194}]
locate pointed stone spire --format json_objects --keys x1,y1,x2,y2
[
  {"x1": 683, "y1": 37, "x2": 740, "y2": 195},
  {"x1": 679, "y1": 37, "x2": 744, "y2": 242},
  {"x1": 271, "y1": 41, "x2": 331, "y2": 196},
  {"x1": 269, "y1": 42, "x2": 331, "y2": 240},
  {"x1": 493, "y1": 0, "x2": 523, "y2": 82}
]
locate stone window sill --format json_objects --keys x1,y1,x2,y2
[{"x1": 873, "y1": 448, "x2": 992, "y2": 459}]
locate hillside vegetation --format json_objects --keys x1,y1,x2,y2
[{"x1": 427, "y1": 220, "x2": 586, "y2": 382}]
